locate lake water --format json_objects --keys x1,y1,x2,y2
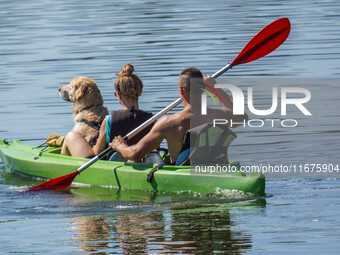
[{"x1": 1, "y1": 0, "x2": 340, "y2": 254}]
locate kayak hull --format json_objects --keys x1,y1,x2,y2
[{"x1": 0, "y1": 139, "x2": 265, "y2": 195}]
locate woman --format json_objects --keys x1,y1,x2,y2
[{"x1": 61, "y1": 63, "x2": 153, "y2": 159}]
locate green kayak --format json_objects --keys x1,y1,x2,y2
[{"x1": 0, "y1": 139, "x2": 265, "y2": 196}]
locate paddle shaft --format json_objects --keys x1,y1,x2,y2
[{"x1": 211, "y1": 63, "x2": 232, "y2": 79}]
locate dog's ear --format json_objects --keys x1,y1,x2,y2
[
  {"x1": 72, "y1": 78, "x2": 104, "y2": 108},
  {"x1": 72, "y1": 81, "x2": 91, "y2": 102}
]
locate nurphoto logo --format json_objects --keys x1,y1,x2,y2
[{"x1": 201, "y1": 83, "x2": 312, "y2": 128}]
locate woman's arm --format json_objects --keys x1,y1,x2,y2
[{"x1": 93, "y1": 118, "x2": 108, "y2": 155}]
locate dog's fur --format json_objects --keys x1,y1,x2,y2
[{"x1": 59, "y1": 77, "x2": 109, "y2": 146}]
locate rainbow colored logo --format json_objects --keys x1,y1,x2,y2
[{"x1": 200, "y1": 83, "x2": 223, "y2": 106}]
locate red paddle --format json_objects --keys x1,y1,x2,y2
[
  {"x1": 212, "y1": 17, "x2": 291, "y2": 77},
  {"x1": 26, "y1": 17, "x2": 291, "y2": 192},
  {"x1": 27, "y1": 170, "x2": 79, "y2": 191}
]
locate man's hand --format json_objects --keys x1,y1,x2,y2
[
  {"x1": 203, "y1": 75, "x2": 216, "y2": 87},
  {"x1": 109, "y1": 136, "x2": 127, "y2": 151}
]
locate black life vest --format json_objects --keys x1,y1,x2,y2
[{"x1": 109, "y1": 108, "x2": 153, "y2": 146}]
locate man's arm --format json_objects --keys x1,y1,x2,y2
[{"x1": 109, "y1": 117, "x2": 167, "y2": 162}]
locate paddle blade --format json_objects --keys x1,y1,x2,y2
[
  {"x1": 26, "y1": 170, "x2": 79, "y2": 192},
  {"x1": 231, "y1": 17, "x2": 291, "y2": 67}
]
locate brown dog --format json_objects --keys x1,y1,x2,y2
[{"x1": 59, "y1": 77, "x2": 109, "y2": 146}]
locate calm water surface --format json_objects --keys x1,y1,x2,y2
[{"x1": 1, "y1": 0, "x2": 340, "y2": 254}]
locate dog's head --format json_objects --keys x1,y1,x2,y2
[{"x1": 59, "y1": 77, "x2": 104, "y2": 114}]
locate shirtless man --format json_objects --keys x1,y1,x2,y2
[{"x1": 109, "y1": 67, "x2": 247, "y2": 164}]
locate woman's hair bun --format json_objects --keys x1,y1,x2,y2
[
  {"x1": 115, "y1": 62, "x2": 143, "y2": 100},
  {"x1": 119, "y1": 62, "x2": 134, "y2": 77}
]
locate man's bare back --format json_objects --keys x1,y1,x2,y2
[{"x1": 159, "y1": 107, "x2": 191, "y2": 162}]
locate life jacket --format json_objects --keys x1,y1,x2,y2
[
  {"x1": 175, "y1": 123, "x2": 237, "y2": 166},
  {"x1": 147, "y1": 123, "x2": 237, "y2": 182},
  {"x1": 109, "y1": 108, "x2": 153, "y2": 146}
]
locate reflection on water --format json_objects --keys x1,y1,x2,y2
[
  {"x1": 0, "y1": 171, "x2": 263, "y2": 253},
  {"x1": 71, "y1": 201, "x2": 262, "y2": 254},
  {"x1": 0, "y1": 171, "x2": 264, "y2": 253}
]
